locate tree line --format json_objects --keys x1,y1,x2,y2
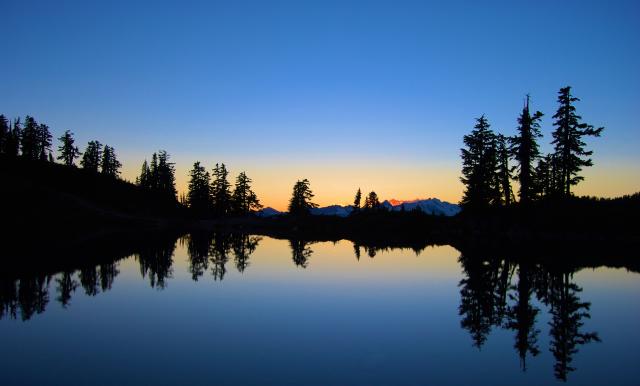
[
  {"x1": 460, "y1": 86, "x2": 604, "y2": 209},
  {"x1": 0, "y1": 114, "x2": 122, "y2": 178}
]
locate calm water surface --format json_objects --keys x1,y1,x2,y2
[{"x1": 1, "y1": 234, "x2": 638, "y2": 385}]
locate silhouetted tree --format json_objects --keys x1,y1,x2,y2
[
  {"x1": 231, "y1": 171, "x2": 262, "y2": 215},
  {"x1": 80, "y1": 140, "x2": 103, "y2": 172},
  {"x1": 460, "y1": 115, "x2": 501, "y2": 209},
  {"x1": 187, "y1": 161, "x2": 211, "y2": 213},
  {"x1": 100, "y1": 145, "x2": 122, "y2": 178},
  {"x1": 496, "y1": 134, "x2": 514, "y2": 205},
  {"x1": 156, "y1": 150, "x2": 177, "y2": 200},
  {"x1": 353, "y1": 188, "x2": 362, "y2": 211},
  {"x1": 363, "y1": 191, "x2": 381, "y2": 210},
  {"x1": 510, "y1": 96, "x2": 544, "y2": 203},
  {"x1": 211, "y1": 163, "x2": 232, "y2": 216},
  {"x1": 37, "y1": 123, "x2": 52, "y2": 162},
  {"x1": 20, "y1": 116, "x2": 39, "y2": 160},
  {"x1": 0, "y1": 115, "x2": 8, "y2": 154},
  {"x1": 136, "y1": 160, "x2": 151, "y2": 188},
  {"x1": 4, "y1": 118, "x2": 21, "y2": 157},
  {"x1": 551, "y1": 86, "x2": 604, "y2": 197},
  {"x1": 288, "y1": 179, "x2": 318, "y2": 215},
  {"x1": 58, "y1": 130, "x2": 81, "y2": 166}
]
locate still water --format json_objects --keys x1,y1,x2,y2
[{"x1": 1, "y1": 233, "x2": 639, "y2": 385}]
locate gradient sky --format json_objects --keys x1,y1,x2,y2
[{"x1": 2, "y1": 0, "x2": 639, "y2": 210}]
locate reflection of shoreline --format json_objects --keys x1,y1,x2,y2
[{"x1": 0, "y1": 232, "x2": 619, "y2": 381}]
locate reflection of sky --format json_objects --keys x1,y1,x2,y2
[
  {"x1": 1, "y1": 238, "x2": 639, "y2": 385},
  {"x1": 2, "y1": 1, "x2": 640, "y2": 209}
]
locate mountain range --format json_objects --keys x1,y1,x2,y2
[{"x1": 257, "y1": 198, "x2": 460, "y2": 217}]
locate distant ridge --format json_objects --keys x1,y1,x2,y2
[{"x1": 256, "y1": 198, "x2": 460, "y2": 217}]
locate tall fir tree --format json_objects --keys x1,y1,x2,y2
[
  {"x1": 37, "y1": 123, "x2": 52, "y2": 162},
  {"x1": 496, "y1": 134, "x2": 514, "y2": 205},
  {"x1": 288, "y1": 179, "x2": 317, "y2": 215},
  {"x1": 551, "y1": 86, "x2": 604, "y2": 197},
  {"x1": 57, "y1": 130, "x2": 81, "y2": 166},
  {"x1": 136, "y1": 160, "x2": 151, "y2": 188},
  {"x1": 187, "y1": 161, "x2": 211, "y2": 213},
  {"x1": 353, "y1": 188, "x2": 362, "y2": 211},
  {"x1": 460, "y1": 115, "x2": 501, "y2": 209},
  {"x1": 80, "y1": 141, "x2": 103, "y2": 172},
  {"x1": 20, "y1": 116, "x2": 39, "y2": 160},
  {"x1": 510, "y1": 96, "x2": 544, "y2": 203},
  {"x1": 156, "y1": 150, "x2": 177, "y2": 199},
  {"x1": 100, "y1": 145, "x2": 122, "y2": 177},
  {"x1": 231, "y1": 171, "x2": 262, "y2": 214},
  {"x1": 211, "y1": 163, "x2": 232, "y2": 216}
]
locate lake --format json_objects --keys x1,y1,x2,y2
[{"x1": 1, "y1": 233, "x2": 639, "y2": 385}]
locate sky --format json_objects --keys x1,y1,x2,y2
[{"x1": 2, "y1": 0, "x2": 639, "y2": 210}]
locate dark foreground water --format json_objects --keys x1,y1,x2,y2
[{"x1": 1, "y1": 233, "x2": 638, "y2": 385}]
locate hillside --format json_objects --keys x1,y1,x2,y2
[{"x1": 0, "y1": 156, "x2": 186, "y2": 250}]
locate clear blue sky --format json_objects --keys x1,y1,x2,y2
[{"x1": 2, "y1": 0, "x2": 639, "y2": 208}]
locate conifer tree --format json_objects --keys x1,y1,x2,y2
[
  {"x1": 100, "y1": 145, "x2": 122, "y2": 178},
  {"x1": 57, "y1": 130, "x2": 81, "y2": 166},
  {"x1": 231, "y1": 171, "x2": 262, "y2": 214},
  {"x1": 211, "y1": 163, "x2": 232, "y2": 215},
  {"x1": 353, "y1": 188, "x2": 362, "y2": 211},
  {"x1": 20, "y1": 116, "x2": 39, "y2": 160},
  {"x1": 0, "y1": 115, "x2": 8, "y2": 154},
  {"x1": 496, "y1": 134, "x2": 514, "y2": 205},
  {"x1": 187, "y1": 161, "x2": 211, "y2": 213},
  {"x1": 288, "y1": 179, "x2": 317, "y2": 215},
  {"x1": 460, "y1": 115, "x2": 501, "y2": 209},
  {"x1": 551, "y1": 86, "x2": 604, "y2": 197},
  {"x1": 363, "y1": 191, "x2": 381, "y2": 210},
  {"x1": 80, "y1": 141, "x2": 103, "y2": 172},
  {"x1": 137, "y1": 160, "x2": 151, "y2": 188},
  {"x1": 156, "y1": 150, "x2": 177, "y2": 199},
  {"x1": 37, "y1": 123, "x2": 52, "y2": 162},
  {"x1": 5, "y1": 118, "x2": 21, "y2": 157},
  {"x1": 510, "y1": 96, "x2": 544, "y2": 203}
]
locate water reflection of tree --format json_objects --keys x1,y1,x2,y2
[
  {"x1": 545, "y1": 271, "x2": 600, "y2": 381},
  {"x1": 232, "y1": 234, "x2": 261, "y2": 273},
  {"x1": 290, "y1": 239, "x2": 313, "y2": 268},
  {"x1": 457, "y1": 249, "x2": 600, "y2": 381},
  {"x1": 78, "y1": 262, "x2": 119, "y2": 295},
  {"x1": 186, "y1": 232, "x2": 213, "y2": 281},
  {"x1": 185, "y1": 232, "x2": 262, "y2": 281},
  {"x1": 55, "y1": 270, "x2": 78, "y2": 308},
  {"x1": 0, "y1": 275, "x2": 52, "y2": 321},
  {"x1": 210, "y1": 233, "x2": 231, "y2": 281},
  {"x1": 504, "y1": 262, "x2": 540, "y2": 371},
  {"x1": 137, "y1": 241, "x2": 176, "y2": 289},
  {"x1": 458, "y1": 253, "x2": 512, "y2": 349}
]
